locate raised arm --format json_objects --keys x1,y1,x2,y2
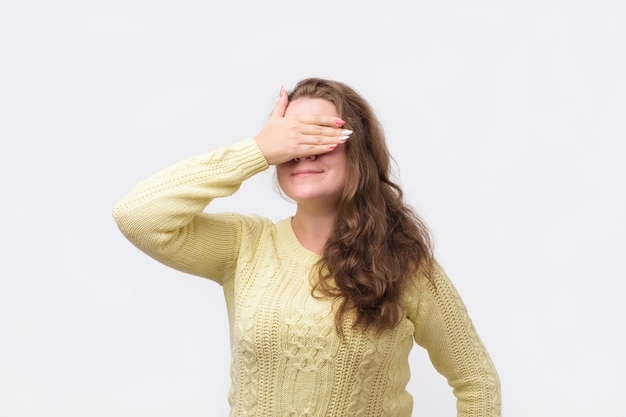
[
  {"x1": 112, "y1": 138, "x2": 269, "y2": 284},
  {"x1": 113, "y1": 87, "x2": 351, "y2": 283}
]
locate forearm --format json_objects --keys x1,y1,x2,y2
[
  {"x1": 413, "y1": 264, "x2": 502, "y2": 416},
  {"x1": 113, "y1": 138, "x2": 266, "y2": 225},
  {"x1": 112, "y1": 138, "x2": 269, "y2": 280}
]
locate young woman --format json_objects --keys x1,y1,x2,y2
[{"x1": 113, "y1": 77, "x2": 501, "y2": 417}]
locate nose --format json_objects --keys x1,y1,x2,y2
[{"x1": 293, "y1": 154, "x2": 317, "y2": 162}]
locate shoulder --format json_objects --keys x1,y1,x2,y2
[
  {"x1": 230, "y1": 213, "x2": 283, "y2": 244},
  {"x1": 213, "y1": 212, "x2": 275, "y2": 232},
  {"x1": 240, "y1": 213, "x2": 277, "y2": 231},
  {"x1": 404, "y1": 259, "x2": 451, "y2": 316}
]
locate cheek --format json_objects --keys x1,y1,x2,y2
[
  {"x1": 327, "y1": 152, "x2": 348, "y2": 174},
  {"x1": 275, "y1": 165, "x2": 290, "y2": 188},
  {"x1": 321, "y1": 146, "x2": 347, "y2": 163}
]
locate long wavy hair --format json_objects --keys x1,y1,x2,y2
[{"x1": 288, "y1": 78, "x2": 435, "y2": 336}]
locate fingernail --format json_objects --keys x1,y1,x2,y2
[
  {"x1": 338, "y1": 135, "x2": 350, "y2": 141},
  {"x1": 341, "y1": 129, "x2": 353, "y2": 135},
  {"x1": 328, "y1": 144, "x2": 338, "y2": 150},
  {"x1": 335, "y1": 119, "x2": 346, "y2": 127}
]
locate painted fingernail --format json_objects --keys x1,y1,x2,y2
[
  {"x1": 338, "y1": 135, "x2": 350, "y2": 142},
  {"x1": 341, "y1": 129, "x2": 353, "y2": 135},
  {"x1": 335, "y1": 119, "x2": 346, "y2": 126},
  {"x1": 328, "y1": 144, "x2": 338, "y2": 150}
]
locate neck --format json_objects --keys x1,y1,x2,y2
[{"x1": 290, "y1": 209, "x2": 337, "y2": 255}]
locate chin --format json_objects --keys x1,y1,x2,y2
[{"x1": 281, "y1": 185, "x2": 343, "y2": 205}]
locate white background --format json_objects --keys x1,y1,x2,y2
[{"x1": 1, "y1": 0, "x2": 625, "y2": 416}]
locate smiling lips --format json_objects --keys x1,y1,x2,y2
[{"x1": 292, "y1": 168, "x2": 323, "y2": 176}]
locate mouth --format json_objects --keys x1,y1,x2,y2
[{"x1": 292, "y1": 169, "x2": 323, "y2": 176}]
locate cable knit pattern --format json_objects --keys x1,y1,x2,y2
[{"x1": 113, "y1": 138, "x2": 502, "y2": 417}]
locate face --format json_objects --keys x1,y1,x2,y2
[{"x1": 276, "y1": 98, "x2": 348, "y2": 212}]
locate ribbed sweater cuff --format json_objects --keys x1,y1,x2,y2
[{"x1": 229, "y1": 137, "x2": 270, "y2": 179}]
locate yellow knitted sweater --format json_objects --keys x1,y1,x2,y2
[{"x1": 113, "y1": 138, "x2": 501, "y2": 417}]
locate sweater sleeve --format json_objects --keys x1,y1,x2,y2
[
  {"x1": 112, "y1": 138, "x2": 269, "y2": 285},
  {"x1": 411, "y1": 262, "x2": 502, "y2": 417}
]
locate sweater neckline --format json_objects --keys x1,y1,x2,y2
[{"x1": 276, "y1": 217, "x2": 321, "y2": 264}]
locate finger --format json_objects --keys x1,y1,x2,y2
[
  {"x1": 300, "y1": 142, "x2": 343, "y2": 158},
  {"x1": 270, "y1": 85, "x2": 288, "y2": 119},
  {"x1": 298, "y1": 114, "x2": 346, "y2": 128},
  {"x1": 299, "y1": 124, "x2": 353, "y2": 140}
]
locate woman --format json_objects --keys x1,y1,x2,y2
[{"x1": 113, "y1": 77, "x2": 501, "y2": 416}]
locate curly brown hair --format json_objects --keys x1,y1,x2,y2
[{"x1": 288, "y1": 78, "x2": 435, "y2": 336}]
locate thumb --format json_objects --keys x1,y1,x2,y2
[{"x1": 270, "y1": 85, "x2": 288, "y2": 119}]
